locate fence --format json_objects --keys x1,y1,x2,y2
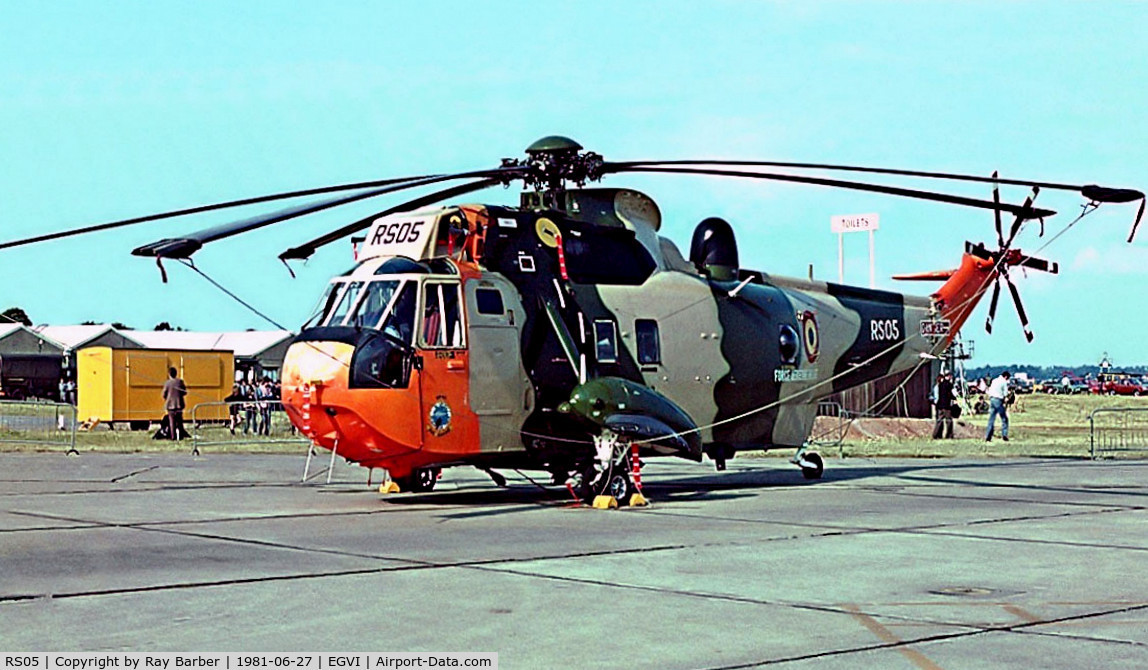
[
  {"x1": 1089, "y1": 407, "x2": 1148, "y2": 459},
  {"x1": 0, "y1": 399, "x2": 78, "y2": 454},
  {"x1": 812, "y1": 400, "x2": 849, "y2": 448},
  {"x1": 190, "y1": 401, "x2": 310, "y2": 456}
]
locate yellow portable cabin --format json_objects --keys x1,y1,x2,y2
[{"x1": 77, "y1": 347, "x2": 234, "y2": 429}]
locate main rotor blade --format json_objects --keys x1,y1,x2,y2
[
  {"x1": 614, "y1": 159, "x2": 1142, "y2": 200},
  {"x1": 280, "y1": 178, "x2": 504, "y2": 262},
  {"x1": 133, "y1": 168, "x2": 523, "y2": 259},
  {"x1": 985, "y1": 280, "x2": 1002, "y2": 335},
  {"x1": 606, "y1": 165, "x2": 1057, "y2": 220},
  {"x1": 1005, "y1": 275, "x2": 1034, "y2": 342},
  {"x1": 0, "y1": 175, "x2": 432, "y2": 253}
]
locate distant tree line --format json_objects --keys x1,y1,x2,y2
[
  {"x1": 2, "y1": 308, "x2": 183, "y2": 332},
  {"x1": 966, "y1": 364, "x2": 1148, "y2": 380}
]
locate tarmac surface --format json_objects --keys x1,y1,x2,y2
[{"x1": 1, "y1": 452, "x2": 1146, "y2": 668}]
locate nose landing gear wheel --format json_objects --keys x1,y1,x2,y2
[
  {"x1": 800, "y1": 452, "x2": 824, "y2": 480},
  {"x1": 395, "y1": 467, "x2": 441, "y2": 493}
]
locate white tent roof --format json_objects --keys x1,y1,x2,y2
[
  {"x1": 127, "y1": 330, "x2": 294, "y2": 357},
  {"x1": 30, "y1": 324, "x2": 143, "y2": 351},
  {"x1": 0, "y1": 323, "x2": 24, "y2": 339}
]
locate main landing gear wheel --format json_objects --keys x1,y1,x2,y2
[
  {"x1": 600, "y1": 468, "x2": 633, "y2": 505},
  {"x1": 799, "y1": 451, "x2": 824, "y2": 480},
  {"x1": 578, "y1": 465, "x2": 632, "y2": 505}
]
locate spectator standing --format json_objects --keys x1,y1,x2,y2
[
  {"x1": 257, "y1": 378, "x2": 273, "y2": 436},
  {"x1": 242, "y1": 381, "x2": 257, "y2": 435},
  {"x1": 224, "y1": 384, "x2": 243, "y2": 435},
  {"x1": 985, "y1": 370, "x2": 1011, "y2": 442},
  {"x1": 932, "y1": 373, "x2": 955, "y2": 439},
  {"x1": 162, "y1": 367, "x2": 187, "y2": 441}
]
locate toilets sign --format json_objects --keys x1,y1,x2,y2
[
  {"x1": 831, "y1": 213, "x2": 880, "y2": 233},
  {"x1": 831, "y1": 213, "x2": 880, "y2": 287}
]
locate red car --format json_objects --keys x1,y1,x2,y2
[{"x1": 1102, "y1": 378, "x2": 1146, "y2": 396}]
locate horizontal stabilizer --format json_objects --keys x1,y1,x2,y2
[{"x1": 892, "y1": 269, "x2": 957, "y2": 281}]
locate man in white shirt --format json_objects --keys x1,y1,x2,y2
[{"x1": 985, "y1": 370, "x2": 1011, "y2": 442}]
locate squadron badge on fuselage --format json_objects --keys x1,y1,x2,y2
[{"x1": 428, "y1": 396, "x2": 452, "y2": 437}]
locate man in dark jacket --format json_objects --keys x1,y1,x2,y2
[
  {"x1": 932, "y1": 372, "x2": 955, "y2": 439},
  {"x1": 162, "y1": 366, "x2": 187, "y2": 440}
]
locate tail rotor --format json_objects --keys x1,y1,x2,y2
[{"x1": 978, "y1": 177, "x2": 1057, "y2": 343}]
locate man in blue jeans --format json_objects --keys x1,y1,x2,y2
[{"x1": 985, "y1": 370, "x2": 1011, "y2": 442}]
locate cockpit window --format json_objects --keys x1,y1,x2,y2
[
  {"x1": 381, "y1": 282, "x2": 417, "y2": 345},
  {"x1": 350, "y1": 280, "x2": 400, "y2": 328},
  {"x1": 420, "y1": 282, "x2": 464, "y2": 348},
  {"x1": 325, "y1": 282, "x2": 362, "y2": 326},
  {"x1": 304, "y1": 282, "x2": 342, "y2": 328}
]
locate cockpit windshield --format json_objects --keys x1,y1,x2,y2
[
  {"x1": 324, "y1": 282, "x2": 362, "y2": 326},
  {"x1": 304, "y1": 282, "x2": 342, "y2": 329},
  {"x1": 350, "y1": 280, "x2": 400, "y2": 328}
]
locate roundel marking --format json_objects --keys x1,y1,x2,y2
[
  {"x1": 535, "y1": 217, "x2": 560, "y2": 248},
  {"x1": 802, "y1": 311, "x2": 819, "y2": 363}
]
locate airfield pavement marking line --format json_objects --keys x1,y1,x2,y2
[
  {"x1": 109, "y1": 465, "x2": 161, "y2": 482},
  {"x1": 1001, "y1": 603, "x2": 1044, "y2": 624},
  {"x1": 841, "y1": 604, "x2": 946, "y2": 670}
]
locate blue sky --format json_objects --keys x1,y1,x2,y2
[{"x1": 2, "y1": 1, "x2": 1145, "y2": 366}]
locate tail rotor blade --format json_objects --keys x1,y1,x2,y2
[
  {"x1": 985, "y1": 280, "x2": 1002, "y2": 334},
  {"x1": 992, "y1": 171, "x2": 1004, "y2": 247},
  {"x1": 1016, "y1": 254, "x2": 1059, "y2": 274},
  {"x1": 1005, "y1": 187, "x2": 1040, "y2": 248},
  {"x1": 1005, "y1": 275, "x2": 1035, "y2": 342}
]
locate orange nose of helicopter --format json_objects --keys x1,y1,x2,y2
[{"x1": 279, "y1": 336, "x2": 423, "y2": 469}]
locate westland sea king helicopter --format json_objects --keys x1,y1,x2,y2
[{"x1": 5, "y1": 137, "x2": 1143, "y2": 505}]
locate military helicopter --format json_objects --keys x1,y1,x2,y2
[{"x1": 3, "y1": 137, "x2": 1142, "y2": 504}]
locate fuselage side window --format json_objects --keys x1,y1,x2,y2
[
  {"x1": 594, "y1": 320, "x2": 618, "y2": 364},
  {"x1": 420, "y1": 282, "x2": 464, "y2": 349},
  {"x1": 475, "y1": 288, "x2": 505, "y2": 315},
  {"x1": 635, "y1": 319, "x2": 661, "y2": 365}
]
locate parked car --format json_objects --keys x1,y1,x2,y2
[{"x1": 1102, "y1": 378, "x2": 1146, "y2": 396}]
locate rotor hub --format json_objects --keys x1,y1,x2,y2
[{"x1": 502, "y1": 136, "x2": 605, "y2": 209}]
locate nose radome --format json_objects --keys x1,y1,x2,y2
[{"x1": 282, "y1": 341, "x2": 354, "y2": 388}]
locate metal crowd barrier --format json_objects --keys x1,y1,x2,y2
[
  {"x1": 1089, "y1": 407, "x2": 1148, "y2": 459},
  {"x1": 0, "y1": 399, "x2": 78, "y2": 454},
  {"x1": 190, "y1": 400, "x2": 309, "y2": 456}
]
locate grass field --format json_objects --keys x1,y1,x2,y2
[
  {"x1": 1, "y1": 393, "x2": 1146, "y2": 459},
  {"x1": 815, "y1": 392, "x2": 1148, "y2": 459}
]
